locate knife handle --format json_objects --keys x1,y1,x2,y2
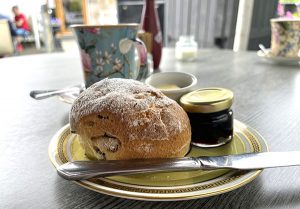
[
  {"x1": 57, "y1": 158, "x2": 200, "y2": 180},
  {"x1": 30, "y1": 88, "x2": 80, "y2": 100}
]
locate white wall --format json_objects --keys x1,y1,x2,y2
[{"x1": 0, "y1": 0, "x2": 46, "y2": 19}]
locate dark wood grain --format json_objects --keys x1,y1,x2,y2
[{"x1": 1, "y1": 49, "x2": 300, "y2": 209}]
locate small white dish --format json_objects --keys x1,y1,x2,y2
[
  {"x1": 145, "y1": 72, "x2": 197, "y2": 101},
  {"x1": 257, "y1": 49, "x2": 300, "y2": 65}
]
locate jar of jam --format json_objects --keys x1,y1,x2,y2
[{"x1": 180, "y1": 88, "x2": 234, "y2": 148}]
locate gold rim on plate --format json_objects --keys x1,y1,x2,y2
[{"x1": 48, "y1": 120, "x2": 268, "y2": 201}]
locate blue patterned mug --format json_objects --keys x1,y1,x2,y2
[{"x1": 71, "y1": 24, "x2": 148, "y2": 87}]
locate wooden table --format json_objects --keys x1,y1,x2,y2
[{"x1": 1, "y1": 49, "x2": 300, "y2": 209}]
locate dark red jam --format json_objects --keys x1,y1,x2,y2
[{"x1": 188, "y1": 109, "x2": 233, "y2": 147}]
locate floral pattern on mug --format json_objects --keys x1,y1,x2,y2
[
  {"x1": 112, "y1": 58, "x2": 123, "y2": 72},
  {"x1": 80, "y1": 49, "x2": 91, "y2": 72},
  {"x1": 271, "y1": 20, "x2": 300, "y2": 57},
  {"x1": 87, "y1": 28, "x2": 100, "y2": 34},
  {"x1": 73, "y1": 25, "x2": 147, "y2": 87}
]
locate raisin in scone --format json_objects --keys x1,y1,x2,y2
[{"x1": 70, "y1": 78, "x2": 191, "y2": 160}]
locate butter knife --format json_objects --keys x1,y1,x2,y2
[{"x1": 57, "y1": 151, "x2": 300, "y2": 180}]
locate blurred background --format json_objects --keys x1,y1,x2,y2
[{"x1": 0, "y1": 0, "x2": 300, "y2": 57}]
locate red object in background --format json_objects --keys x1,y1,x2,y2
[
  {"x1": 15, "y1": 14, "x2": 30, "y2": 31},
  {"x1": 16, "y1": 43, "x2": 24, "y2": 52},
  {"x1": 141, "y1": 0, "x2": 163, "y2": 69}
]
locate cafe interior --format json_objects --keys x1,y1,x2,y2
[{"x1": 1, "y1": 0, "x2": 300, "y2": 209}]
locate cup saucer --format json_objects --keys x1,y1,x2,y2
[{"x1": 257, "y1": 49, "x2": 300, "y2": 65}]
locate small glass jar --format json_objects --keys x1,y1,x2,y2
[
  {"x1": 175, "y1": 36, "x2": 198, "y2": 61},
  {"x1": 180, "y1": 88, "x2": 234, "y2": 148}
]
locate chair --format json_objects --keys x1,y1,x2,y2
[{"x1": 0, "y1": 20, "x2": 14, "y2": 56}]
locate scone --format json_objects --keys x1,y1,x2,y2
[{"x1": 70, "y1": 78, "x2": 191, "y2": 160}]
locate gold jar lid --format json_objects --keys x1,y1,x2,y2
[{"x1": 180, "y1": 88, "x2": 234, "y2": 113}]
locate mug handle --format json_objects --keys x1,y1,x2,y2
[{"x1": 131, "y1": 38, "x2": 150, "y2": 80}]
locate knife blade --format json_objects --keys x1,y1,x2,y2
[{"x1": 57, "y1": 151, "x2": 300, "y2": 180}]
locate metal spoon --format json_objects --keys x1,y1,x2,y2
[
  {"x1": 258, "y1": 44, "x2": 269, "y2": 56},
  {"x1": 30, "y1": 84, "x2": 85, "y2": 100}
]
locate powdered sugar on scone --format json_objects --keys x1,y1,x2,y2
[{"x1": 70, "y1": 78, "x2": 185, "y2": 141}]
